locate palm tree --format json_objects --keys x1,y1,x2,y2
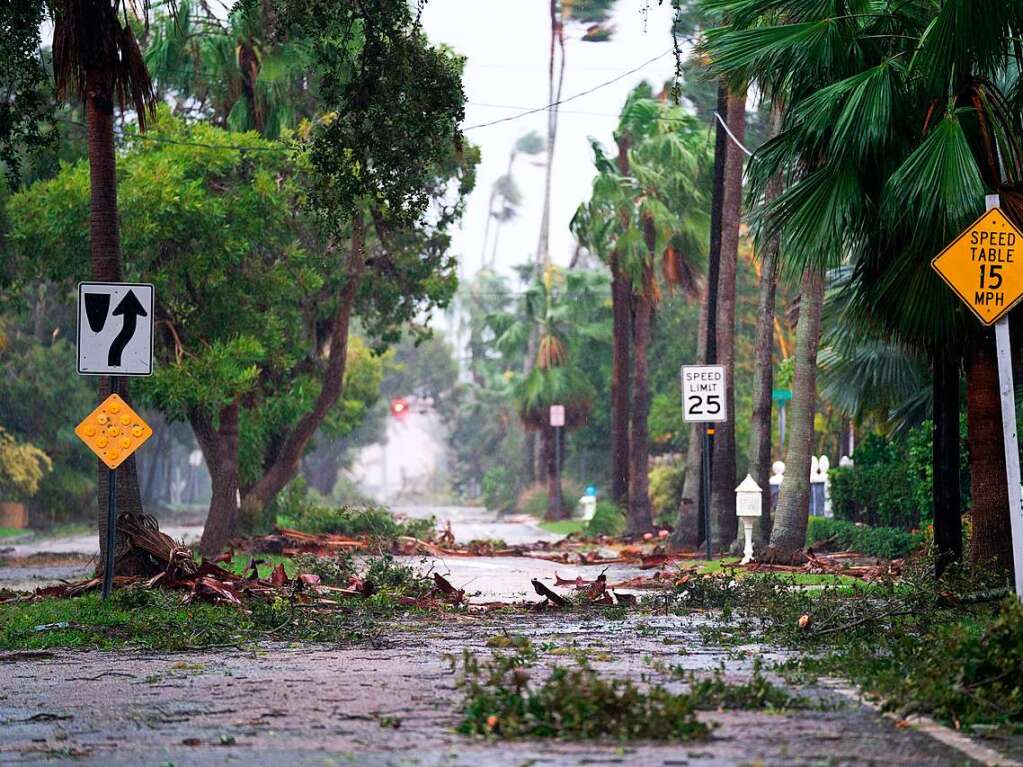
[
  {"x1": 481, "y1": 131, "x2": 545, "y2": 269},
  {"x1": 493, "y1": 267, "x2": 604, "y2": 519},
  {"x1": 145, "y1": 0, "x2": 314, "y2": 138},
  {"x1": 702, "y1": 0, "x2": 1023, "y2": 571},
  {"x1": 49, "y1": 0, "x2": 162, "y2": 573},
  {"x1": 574, "y1": 87, "x2": 711, "y2": 534}
]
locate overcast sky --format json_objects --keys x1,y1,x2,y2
[{"x1": 420, "y1": 0, "x2": 681, "y2": 282}]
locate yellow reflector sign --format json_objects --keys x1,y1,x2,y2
[{"x1": 75, "y1": 393, "x2": 153, "y2": 470}]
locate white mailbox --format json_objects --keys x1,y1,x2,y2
[{"x1": 735, "y1": 474, "x2": 763, "y2": 564}]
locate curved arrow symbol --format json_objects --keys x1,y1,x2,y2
[{"x1": 107, "y1": 290, "x2": 148, "y2": 367}]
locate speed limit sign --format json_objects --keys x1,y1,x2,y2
[{"x1": 681, "y1": 365, "x2": 727, "y2": 423}]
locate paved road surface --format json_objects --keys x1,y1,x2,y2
[
  {"x1": 2, "y1": 506, "x2": 1016, "y2": 765},
  {"x1": 1, "y1": 613, "x2": 1001, "y2": 766}
]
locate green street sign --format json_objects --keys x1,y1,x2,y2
[{"x1": 772, "y1": 389, "x2": 792, "y2": 402}]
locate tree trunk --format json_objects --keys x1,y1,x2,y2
[
  {"x1": 536, "y1": 0, "x2": 565, "y2": 270},
  {"x1": 737, "y1": 106, "x2": 782, "y2": 550},
  {"x1": 766, "y1": 269, "x2": 824, "y2": 562},
  {"x1": 709, "y1": 88, "x2": 746, "y2": 551},
  {"x1": 741, "y1": 230, "x2": 779, "y2": 549},
  {"x1": 238, "y1": 40, "x2": 263, "y2": 133},
  {"x1": 86, "y1": 69, "x2": 147, "y2": 575},
  {"x1": 192, "y1": 403, "x2": 240, "y2": 558},
  {"x1": 627, "y1": 265, "x2": 655, "y2": 534},
  {"x1": 609, "y1": 252, "x2": 632, "y2": 507},
  {"x1": 241, "y1": 214, "x2": 366, "y2": 514},
  {"x1": 933, "y1": 347, "x2": 963, "y2": 577},
  {"x1": 672, "y1": 287, "x2": 708, "y2": 549},
  {"x1": 966, "y1": 337, "x2": 1014, "y2": 575},
  {"x1": 481, "y1": 186, "x2": 497, "y2": 269}
]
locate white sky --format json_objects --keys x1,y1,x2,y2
[{"x1": 420, "y1": 0, "x2": 681, "y2": 281}]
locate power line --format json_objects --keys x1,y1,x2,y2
[
  {"x1": 468, "y1": 100, "x2": 701, "y2": 123},
  {"x1": 462, "y1": 50, "x2": 674, "y2": 131},
  {"x1": 51, "y1": 49, "x2": 678, "y2": 151}
]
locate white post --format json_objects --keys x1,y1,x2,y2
[
  {"x1": 988, "y1": 194, "x2": 1023, "y2": 599},
  {"x1": 735, "y1": 474, "x2": 763, "y2": 565}
]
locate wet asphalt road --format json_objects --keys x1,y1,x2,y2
[
  {"x1": 1, "y1": 613, "x2": 999, "y2": 767},
  {"x1": 0, "y1": 507, "x2": 1015, "y2": 765}
]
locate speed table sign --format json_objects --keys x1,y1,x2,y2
[
  {"x1": 931, "y1": 208, "x2": 1023, "y2": 325},
  {"x1": 681, "y1": 365, "x2": 727, "y2": 423}
]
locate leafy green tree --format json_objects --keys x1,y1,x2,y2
[
  {"x1": 0, "y1": 310, "x2": 96, "y2": 524},
  {"x1": 0, "y1": 2, "x2": 55, "y2": 186},
  {"x1": 6, "y1": 110, "x2": 468, "y2": 554},
  {"x1": 446, "y1": 270, "x2": 523, "y2": 503},
  {"x1": 497, "y1": 267, "x2": 602, "y2": 519},
  {"x1": 246, "y1": 0, "x2": 472, "y2": 555},
  {"x1": 0, "y1": 427, "x2": 51, "y2": 502}
]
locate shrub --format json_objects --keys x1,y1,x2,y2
[
  {"x1": 806, "y1": 517, "x2": 923, "y2": 559},
  {"x1": 829, "y1": 426, "x2": 934, "y2": 530},
  {"x1": 587, "y1": 500, "x2": 626, "y2": 537},
  {"x1": 649, "y1": 464, "x2": 684, "y2": 528},
  {"x1": 451, "y1": 650, "x2": 709, "y2": 741},
  {"x1": 278, "y1": 487, "x2": 435, "y2": 540},
  {"x1": 291, "y1": 552, "x2": 433, "y2": 598},
  {"x1": 517, "y1": 483, "x2": 548, "y2": 518},
  {"x1": 482, "y1": 465, "x2": 518, "y2": 513},
  {"x1": 516, "y1": 482, "x2": 577, "y2": 518},
  {"x1": 0, "y1": 428, "x2": 52, "y2": 501}
]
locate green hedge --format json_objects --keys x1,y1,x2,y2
[
  {"x1": 829, "y1": 421, "x2": 971, "y2": 531},
  {"x1": 276, "y1": 483, "x2": 435, "y2": 540},
  {"x1": 828, "y1": 425, "x2": 931, "y2": 529},
  {"x1": 806, "y1": 517, "x2": 923, "y2": 559}
]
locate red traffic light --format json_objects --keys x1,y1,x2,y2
[{"x1": 390, "y1": 397, "x2": 409, "y2": 417}]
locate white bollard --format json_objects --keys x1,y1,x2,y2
[
  {"x1": 578, "y1": 494, "x2": 597, "y2": 521},
  {"x1": 735, "y1": 474, "x2": 763, "y2": 565}
]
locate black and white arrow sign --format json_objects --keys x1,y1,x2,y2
[{"x1": 77, "y1": 282, "x2": 154, "y2": 376}]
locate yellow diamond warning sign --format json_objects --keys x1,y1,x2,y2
[
  {"x1": 932, "y1": 208, "x2": 1023, "y2": 325},
  {"x1": 75, "y1": 393, "x2": 153, "y2": 470}
]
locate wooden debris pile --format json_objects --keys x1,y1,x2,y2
[
  {"x1": 233, "y1": 526, "x2": 697, "y2": 568},
  {"x1": 737, "y1": 551, "x2": 903, "y2": 581}
]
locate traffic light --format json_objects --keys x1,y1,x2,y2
[{"x1": 390, "y1": 397, "x2": 409, "y2": 418}]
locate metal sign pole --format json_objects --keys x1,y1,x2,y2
[
  {"x1": 101, "y1": 376, "x2": 119, "y2": 599},
  {"x1": 988, "y1": 194, "x2": 1023, "y2": 598},
  {"x1": 702, "y1": 426, "x2": 713, "y2": 560},
  {"x1": 554, "y1": 425, "x2": 562, "y2": 514}
]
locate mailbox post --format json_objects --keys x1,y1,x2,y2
[{"x1": 735, "y1": 474, "x2": 763, "y2": 565}]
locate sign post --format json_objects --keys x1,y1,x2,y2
[
  {"x1": 932, "y1": 196, "x2": 1023, "y2": 597},
  {"x1": 76, "y1": 282, "x2": 155, "y2": 598},
  {"x1": 550, "y1": 405, "x2": 565, "y2": 516},
  {"x1": 682, "y1": 365, "x2": 727, "y2": 560}
]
